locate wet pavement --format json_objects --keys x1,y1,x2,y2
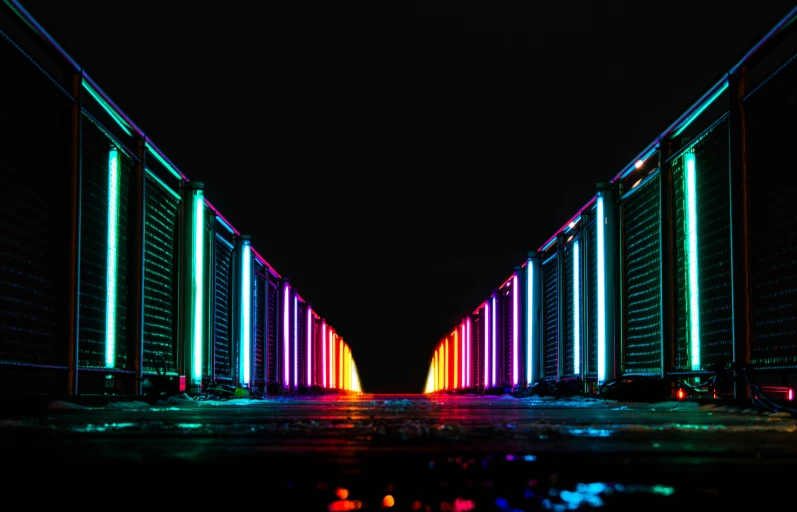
[{"x1": 2, "y1": 393, "x2": 795, "y2": 509}]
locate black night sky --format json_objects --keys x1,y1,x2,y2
[{"x1": 23, "y1": 0, "x2": 797, "y2": 392}]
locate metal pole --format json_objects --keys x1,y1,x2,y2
[
  {"x1": 556, "y1": 234, "x2": 566, "y2": 380},
  {"x1": 728, "y1": 67, "x2": 751, "y2": 400},
  {"x1": 67, "y1": 71, "x2": 83, "y2": 396}
]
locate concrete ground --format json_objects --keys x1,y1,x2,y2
[{"x1": 2, "y1": 394, "x2": 795, "y2": 510}]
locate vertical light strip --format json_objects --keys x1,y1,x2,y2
[
  {"x1": 283, "y1": 284, "x2": 290, "y2": 387},
  {"x1": 512, "y1": 275, "x2": 519, "y2": 386},
  {"x1": 192, "y1": 190, "x2": 204, "y2": 381},
  {"x1": 573, "y1": 240, "x2": 581, "y2": 376},
  {"x1": 321, "y1": 321, "x2": 327, "y2": 387},
  {"x1": 461, "y1": 324, "x2": 466, "y2": 387},
  {"x1": 527, "y1": 260, "x2": 534, "y2": 385},
  {"x1": 491, "y1": 295, "x2": 497, "y2": 387},
  {"x1": 241, "y1": 245, "x2": 252, "y2": 385},
  {"x1": 105, "y1": 148, "x2": 119, "y2": 368},
  {"x1": 293, "y1": 295, "x2": 298, "y2": 388},
  {"x1": 454, "y1": 331, "x2": 458, "y2": 389},
  {"x1": 434, "y1": 349, "x2": 439, "y2": 391},
  {"x1": 329, "y1": 332, "x2": 335, "y2": 388},
  {"x1": 597, "y1": 195, "x2": 606, "y2": 384},
  {"x1": 484, "y1": 303, "x2": 490, "y2": 389},
  {"x1": 425, "y1": 361, "x2": 435, "y2": 393},
  {"x1": 444, "y1": 339, "x2": 449, "y2": 390},
  {"x1": 466, "y1": 318, "x2": 472, "y2": 387},
  {"x1": 307, "y1": 307, "x2": 313, "y2": 386},
  {"x1": 685, "y1": 152, "x2": 701, "y2": 371}
]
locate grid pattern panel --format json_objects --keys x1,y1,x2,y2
[
  {"x1": 474, "y1": 316, "x2": 481, "y2": 388},
  {"x1": 0, "y1": 29, "x2": 68, "y2": 367},
  {"x1": 212, "y1": 234, "x2": 233, "y2": 380},
  {"x1": 253, "y1": 261, "x2": 267, "y2": 384},
  {"x1": 671, "y1": 118, "x2": 733, "y2": 370},
  {"x1": 267, "y1": 280, "x2": 278, "y2": 382},
  {"x1": 621, "y1": 174, "x2": 662, "y2": 374},
  {"x1": 142, "y1": 174, "x2": 178, "y2": 373},
  {"x1": 562, "y1": 242, "x2": 576, "y2": 376},
  {"x1": 201, "y1": 214, "x2": 213, "y2": 377},
  {"x1": 503, "y1": 286, "x2": 513, "y2": 386},
  {"x1": 542, "y1": 255, "x2": 559, "y2": 379},
  {"x1": 78, "y1": 119, "x2": 130, "y2": 369},
  {"x1": 747, "y1": 53, "x2": 797, "y2": 367},
  {"x1": 297, "y1": 301, "x2": 305, "y2": 385},
  {"x1": 586, "y1": 220, "x2": 598, "y2": 377}
]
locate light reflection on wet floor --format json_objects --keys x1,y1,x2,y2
[{"x1": 1, "y1": 394, "x2": 795, "y2": 509}]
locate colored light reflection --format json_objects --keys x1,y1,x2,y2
[{"x1": 105, "y1": 148, "x2": 119, "y2": 368}]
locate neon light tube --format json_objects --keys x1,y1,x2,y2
[
  {"x1": 512, "y1": 275, "x2": 519, "y2": 386},
  {"x1": 466, "y1": 318, "x2": 472, "y2": 387},
  {"x1": 293, "y1": 295, "x2": 298, "y2": 388},
  {"x1": 321, "y1": 321, "x2": 327, "y2": 387},
  {"x1": 241, "y1": 244, "x2": 251, "y2": 385},
  {"x1": 527, "y1": 259, "x2": 534, "y2": 385},
  {"x1": 283, "y1": 283, "x2": 290, "y2": 387},
  {"x1": 491, "y1": 295, "x2": 497, "y2": 388},
  {"x1": 461, "y1": 323, "x2": 466, "y2": 387},
  {"x1": 192, "y1": 190, "x2": 204, "y2": 381},
  {"x1": 329, "y1": 331, "x2": 335, "y2": 388},
  {"x1": 307, "y1": 307, "x2": 313, "y2": 386},
  {"x1": 484, "y1": 303, "x2": 490, "y2": 388},
  {"x1": 105, "y1": 148, "x2": 119, "y2": 368},
  {"x1": 573, "y1": 240, "x2": 580, "y2": 376},
  {"x1": 454, "y1": 330, "x2": 458, "y2": 389},
  {"x1": 685, "y1": 152, "x2": 701, "y2": 370},
  {"x1": 444, "y1": 339, "x2": 449, "y2": 390},
  {"x1": 144, "y1": 168, "x2": 180, "y2": 201},
  {"x1": 425, "y1": 362, "x2": 435, "y2": 394},
  {"x1": 597, "y1": 195, "x2": 606, "y2": 384}
]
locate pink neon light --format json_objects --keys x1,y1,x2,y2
[
  {"x1": 538, "y1": 196, "x2": 597, "y2": 253},
  {"x1": 466, "y1": 317, "x2": 472, "y2": 387},
  {"x1": 251, "y1": 248, "x2": 282, "y2": 278},
  {"x1": 307, "y1": 306, "x2": 313, "y2": 386},
  {"x1": 512, "y1": 274, "x2": 519, "y2": 386},
  {"x1": 460, "y1": 323, "x2": 466, "y2": 387},
  {"x1": 499, "y1": 274, "x2": 514, "y2": 290},
  {"x1": 484, "y1": 302, "x2": 490, "y2": 389},
  {"x1": 321, "y1": 321, "x2": 327, "y2": 387},
  {"x1": 472, "y1": 301, "x2": 486, "y2": 317},
  {"x1": 283, "y1": 283, "x2": 290, "y2": 387}
]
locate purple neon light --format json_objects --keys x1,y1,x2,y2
[
  {"x1": 307, "y1": 306, "x2": 313, "y2": 386},
  {"x1": 484, "y1": 302, "x2": 490, "y2": 389},
  {"x1": 512, "y1": 274, "x2": 519, "y2": 386},
  {"x1": 283, "y1": 283, "x2": 290, "y2": 388}
]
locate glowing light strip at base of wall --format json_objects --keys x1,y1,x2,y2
[
  {"x1": 105, "y1": 148, "x2": 119, "y2": 368},
  {"x1": 241, "y1": 244, "x2": 252, "y2": 385},
  {"x1": 283, "y1": 284, "x2": 290, "y2": 387},
  {"x1": 527, "y1": 259, "x2": 534, "y2": 385},
  {"x1": 484, "y1": 303, "x2": 490, "y2": 389},
  {"x1": 685, "y1": 152, "x2": 701, "y2": 370},
  {"x1": 293, "y1": 295, "x2": 298, "y2": 388},
  {"x1": 491, "y1": 295, "x2": 497, "y2": 388},
  {"x1": 573, "y1": 240, "x2": 580, "y2": 376},
  {"x1": 307, "y1": 307, "x2": 313, "y2": 386},
  {"x1": 597, "y1": 195, "x2": 606, "y2": 384},
  {"x1": 192, "y1": 190, "x2": 205, "y2": 381},
  {"x1": 512, "y1": 275, "x2": 519, "y2": 386}
]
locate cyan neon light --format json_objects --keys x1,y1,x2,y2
[
  {"x1": 240, "y1": 244, "x2": 251, "y2": 385},
  {"x1": 307, "y1": 307, "x2": 313, "y2": 386},
  {"x1": 573, "y1": 240, "x2": 581, "y2": 376},
  {"x1": 192, "y1": 191, "x2": 204, "y2": 381},
  {"x1": 527, "y1": 258, "x2": 534, "y2": 385},
  {"x1": 215, "y1": 215, "x2": 235, "y2": 235},
  {"x1": 484, "y1": 302, "x2": 490, "y2": 388},
  {"x1": 685, "y1": 152, "x2": 701, "y2": 370},
  {"x1": 283, "y1": 284, "x2": 290, "y2": 387},
  {"x1": 673, "y1": 81, "x2": 729, "y2": 138},
  {"x1": 512, "y1": 275, "x2": 519, "y2": 385},
  {"x1": 105, "y1": 148, "x2": 119, "y2": 368},
  {"x1": 144, "y1": 168, "x2": 181, "y2": 201},
  {"x1": 597, "y1": 195, "x2": 606, "y2": 384},
  {"x1": 491, "y1": 294, "x2": 497, "y2": 388},
  {"x1": 83, "y1": 80, "x2": 132, "y2": 137},
  {"x1": 293, "y1": 295, "x2": 298, "y2": 388}
]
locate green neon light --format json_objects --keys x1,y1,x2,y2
[
  {"x1": 193, "y1": 192, "x2": 204, "y2": 380},
  {"x1": 82, "y1": 80, "x2": 132, "y2": 137},
  {"x1": 145, "y1": 142, "x2": 184, "y2": 182},
  {"x1": 144, "y1": 168, "x2": 181, "y2": 201},
  {"x1": 105, "y1": 148, "x2": 120, "y2": 368},
  {"x1": 684, "y1": 152, "x2": 700, "y2": 370},
  {"x1": 673, "y1": 81, "x2": 728, "y2": 137}
]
